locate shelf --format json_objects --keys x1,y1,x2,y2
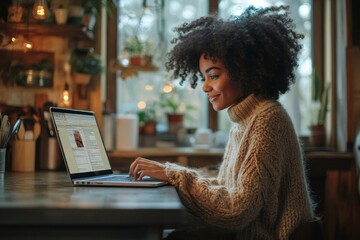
[
  {"x1": 108, "y1": 58, "x2": 158, "y2": 79},
  {"x1": 0, "y1": 23, "x2": 93, "y2": 41},
  {"x1": 0, "y1": 50, "x2": 54, "y2": 88}
]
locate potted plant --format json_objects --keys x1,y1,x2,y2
[
  {"x1": 1, "y1": 60, "x2": 24, "y2": 86},
  {"x1": 71, "y1": 48, "x2": 103, "y2": 85},
  {"x1": 123, "y1": 37, "x2": 143, "y2": 66},
  {"x1": 123, "y1": 37, "x2": 155, "y2": 66},
  {"x1": 138, "y1": 102, "x2": 158, "y2": 135},
  {"x1": 34, "y1": 58, "x2": 53, "y2": 87},
  {"x1": 81, "y1": 0, "x2": 116, "y2": 16},
  {"x1": 81, "y1": 0, "x2": 117, "y2": 31},
  {"x1": 309, "y1": 69, "x2": 330, "y2": 147},
  {"x1": 160, "y1": 85, "x2": 195, "y2": 134}
]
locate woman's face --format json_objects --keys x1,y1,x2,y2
[{"x1": 199, "y1": 54, "x2": 243, "y2": 111}]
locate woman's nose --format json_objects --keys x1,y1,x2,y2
[{"x1": 202, "y1": 80, "x2": 211, "y2": 93}]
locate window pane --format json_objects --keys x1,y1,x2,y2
[
  {"x1": 218, "y1": 0, "x2": 313, "y2": 135},
  {"x1": 116, "y1": 0, "x2": 209, "y2": 132}
]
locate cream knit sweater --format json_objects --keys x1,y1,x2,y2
[{"x1": 165, "y1": 94, "x2": 314, "y2": 240}]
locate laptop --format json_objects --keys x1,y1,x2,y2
[{"x1": 49, "y1": 107, "x2": 167, "y2": 187}]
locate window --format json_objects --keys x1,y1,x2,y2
[
  {"x1": 218, "y1": 0, "x2": 313, "y2": 135},
  {"x1": 116, "y1": 0, "x2": 313, "y2": 136},
  {"x1": 116, "y1": 0, "x2": 209, "y2": 132}
]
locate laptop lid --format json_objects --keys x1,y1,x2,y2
[
  {"x1": 50, "y1": 107, "x2": 116, "y2": 180},
  {"x1": 50, "y1": 107, "x2": 167, "y2": 187}
]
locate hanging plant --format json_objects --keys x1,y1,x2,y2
[
  {"x1": 71, "y1": 48, "x2": 103, "y2": 75},
  {"x1": 81, "y1": 0, "x2": 117, "y2": 17}
]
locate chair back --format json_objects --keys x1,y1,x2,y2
[{"x1": 289, "y1": 219, "x2": 323, "y2": 240}]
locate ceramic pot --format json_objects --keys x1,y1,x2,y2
[
  {"x1": 54, "y1": 8, "x2": 68, "y2": 25},
  {"x1": 167, "y1": 114, "x2": 183, "y2": 134},
  {"x1": 130, "y1": 56, "x2": 142, "y2": 66},
  {"x1": 73, "y1": 72, "x2": 91, "y2": 85},
  {"x1": 143, "y1": 121, "x2": 157, "y2": 135},
  {"x1": 309, "y1": 124, "x2": 326, "y2": 147}
]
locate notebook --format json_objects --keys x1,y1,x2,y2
[{"x1": 49, "y1": 107, "x2": 167, "y2": 187}]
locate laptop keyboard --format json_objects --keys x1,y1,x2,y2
[
  {"x1": 96, "y1": 175, "x2": 135, "y2": 182},
  {"x1": 81, "y1": 175, "x2": 136, "y2": 182}
]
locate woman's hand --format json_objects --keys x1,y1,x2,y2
[{"x1": 129, "y1": 157, "x2": 169, "y2": 181}]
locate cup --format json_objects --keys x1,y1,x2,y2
[{"x1": 0, "y1": 148, "x2": 6, "y2": 174}]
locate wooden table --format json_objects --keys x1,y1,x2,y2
[{"x1": 0, "y1": 171, "x2": 185, "y2": 240}]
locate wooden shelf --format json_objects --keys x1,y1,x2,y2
[
  {"x1": 0, "y1": 23, "x2": 93, "y2": 40},
  {"x1": 108, "y1": 58, "x2": 158, "y2": 79},
  {"x1": 0, "y1": 50, "x2": 54, "y2": 88}
]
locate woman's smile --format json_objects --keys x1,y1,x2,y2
[
  {"x1": 199, "y1": 54, "x2": 243, "y2": 111},
  {"x1": 208, "y1": 94, "x2": 220, "y2": 103}
]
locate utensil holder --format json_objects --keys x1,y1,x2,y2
[
  {"x1": 37, "y1": 137, "x2": 63, "y2": 170},
  {"x1": 12, "y1": 140, "x2": 35, "y2": 172}
]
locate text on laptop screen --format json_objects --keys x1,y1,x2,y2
[{"x1": 52, "y1": 111, "x2": 111, "y2": 174}]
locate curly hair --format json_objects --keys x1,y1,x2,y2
[{"x1": 165, "y1": 5, "x2": 304, "y2": 100}]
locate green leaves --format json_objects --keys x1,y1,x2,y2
[{"x1": 311, "y1": 69, "x2": 330, "y2": 125}]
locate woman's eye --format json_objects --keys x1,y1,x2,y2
[{"x1": 210, "y1": 75, "x2": 218, "y2": 80}]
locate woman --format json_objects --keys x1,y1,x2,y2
[{"x1": 129, "y1": 5, "x2": 315, "y2": 239}]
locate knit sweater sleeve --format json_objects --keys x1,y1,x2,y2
[{"x1": 165, "y1": 160, "x2": 264, "y2": 229}]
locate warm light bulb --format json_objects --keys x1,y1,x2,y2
[
  {"x1": 61, "y1": 83, "x2": 71, "y2": 107},
  {"x1": 32, "y1": 0, "x2": 49, "y2": 20}
]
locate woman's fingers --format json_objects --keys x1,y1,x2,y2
[
  {"x1": 129, "y1": 157, "x2": 168, "y2": 181},
  {"x1": 129, "y1": 157, "x2": 151, "y2": 176}
]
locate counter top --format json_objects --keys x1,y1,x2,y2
[
  {"x1": 0, "y1": 171, "x2": 185, "y2": 239},
  {"x1": 108, "y1": 147, "x2": 224, "y2": 158}
]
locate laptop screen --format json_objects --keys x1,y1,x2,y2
[{"x1": 50, "y1": 108, "x2": 112, "y2": 176}]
